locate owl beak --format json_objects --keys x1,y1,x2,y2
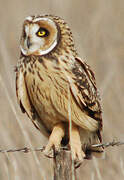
[{"x1": 27, "y1": 36, "x2": 31, "y2": 49}]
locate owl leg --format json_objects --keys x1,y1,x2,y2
[
  {"x1": 69, "y1": 124, "x2": 85, "y2": 162},
  {"x1": 43, "y1": 123, "x2": 65, "y2": 157}
]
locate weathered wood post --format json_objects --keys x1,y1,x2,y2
[{"x1": 53, "y1": 149, "x2": 77, "y2": 180}]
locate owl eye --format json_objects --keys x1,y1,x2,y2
[{"x1": 36, "y1": 28, "x2": 49, "y2": 37}]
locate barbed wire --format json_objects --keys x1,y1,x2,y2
[{"x1": 0, "y1": 140, "x2": 124, "y2": 154}]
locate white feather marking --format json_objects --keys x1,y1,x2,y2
[
  {"x1": 20, "y1": 45, "x2": 27, "y2": 55},
  {"x1": 33, "y1": 17, "x2": 55, "y2": 25},
  {"x1": 30, "y1": 24, "x2": 39, "y2": 35},
  {"x1": 25, "y1": 16, "x2": 33, "y2": 21},
  {"x1": 25, "y1": 25, "x2": 29, "y2": 35},
  {"x1": 37, "y1": 39, "x2": 58, "y2": 55},
  {"x1": 25, "y1": 24, "x2": 39, "y2": 36}
]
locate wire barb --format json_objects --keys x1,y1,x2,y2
[
  {"x1": 92, "y1": 140, "x2": 124, "y2": 148},
  {"x1": 0, "y1": 147, "x2": 44, "y2": 153}
]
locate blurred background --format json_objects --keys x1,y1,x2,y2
[{"x1": 0, "y1": 0, "x2": 124, "y2": 179}]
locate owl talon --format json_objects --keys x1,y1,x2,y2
[
  {"x1": 43, "y1": 148, "x2": 54, "y2": 158},
  {"x1": 74, "y1": 160, "x2": 83, "y2": 169},
  {"x1": 71, "y1": 148, "x2": 85, "y2": 161},
  {"x1": 70, "y1": 149, "x2": 85, "y2": 168},
  {"x1": 43, "y1": 144, "x2": 61, "y2": 158}
]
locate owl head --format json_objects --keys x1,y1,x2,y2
[{"x1": 20, "y1": 15, "x2": 77, "y2": 57}]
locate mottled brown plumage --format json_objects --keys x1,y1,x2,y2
[{"x1": 16, "y1": 15, "x2": 104, "y2": 162}]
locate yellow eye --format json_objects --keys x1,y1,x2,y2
[
  {"x1": 36, "y1": 28, "x2": 49, "y2": 37},
  {"x1": 37, "y1": 30, "x2": 46, "y2": 37}
]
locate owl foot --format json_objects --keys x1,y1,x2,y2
[
  {"x1": 43, "y1": 148, "x2": 54, "y2": 158},
  {"x1": 43, "y1": 123, "x2": 65, "y2": 158},
  {"x1": 69, "y1": 124, "x2": 85, "y2": 164},
  {"x1": 74, "y1": 160, "x2": 84, "y2": 168}
]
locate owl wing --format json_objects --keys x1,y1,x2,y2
[
  {"x1": 16, "y1": 69, "x2": 34, "y2": 119},
  {"x1": 16, "y1": 68, "x2": 49, "y2": 136},
  {"x1": 70, "y1": 57, "x2": 103, "y2": 136}
]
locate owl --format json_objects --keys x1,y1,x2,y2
[{"x1": 15, "y1": 15, "x2": 104, "y2": 163}]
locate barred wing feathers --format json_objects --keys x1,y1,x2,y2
[{"x1": 71, "y1": 57, "x2": 103, "y2": 141}]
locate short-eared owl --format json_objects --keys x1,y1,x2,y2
[{"x1": 15, "y1": 15, "x2": 104, "y2": 162}]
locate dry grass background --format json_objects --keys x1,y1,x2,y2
[{"x1": 0, "y1": 0, "x2": 124, "y2": 179}]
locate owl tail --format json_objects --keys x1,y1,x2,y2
[
  {"x1": 89, "y1": 130, "x2": 105, "y2": 159},
  {"x1": 80, "y1": 129, "x2": 105, "y2": 159},
  {"x1": 85, "y1": 143, "x2": 105, "y2": 159}
]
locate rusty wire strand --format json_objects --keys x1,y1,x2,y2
[{"x1": 0, "y1": 140, "x2": 124, "y2": 154}]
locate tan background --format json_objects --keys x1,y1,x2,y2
[{"x1": 0, "y1": 0, "x2": 124, "y2": 179}]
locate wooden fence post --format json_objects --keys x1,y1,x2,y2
[{"x1": 53, "y1": 149, "x2": 77, "y2": 180}]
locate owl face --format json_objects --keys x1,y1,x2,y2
[{"x1": 20, "y1": 16, "x2": 60, "y2": 56}]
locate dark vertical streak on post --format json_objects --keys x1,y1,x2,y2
[{"x1": 53, "y1": 150, "x2": 77, "y2": 180}]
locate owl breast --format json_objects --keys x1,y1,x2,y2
[{"x1": 25, "y1": 59, "x2": 69, "y2": 131}]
